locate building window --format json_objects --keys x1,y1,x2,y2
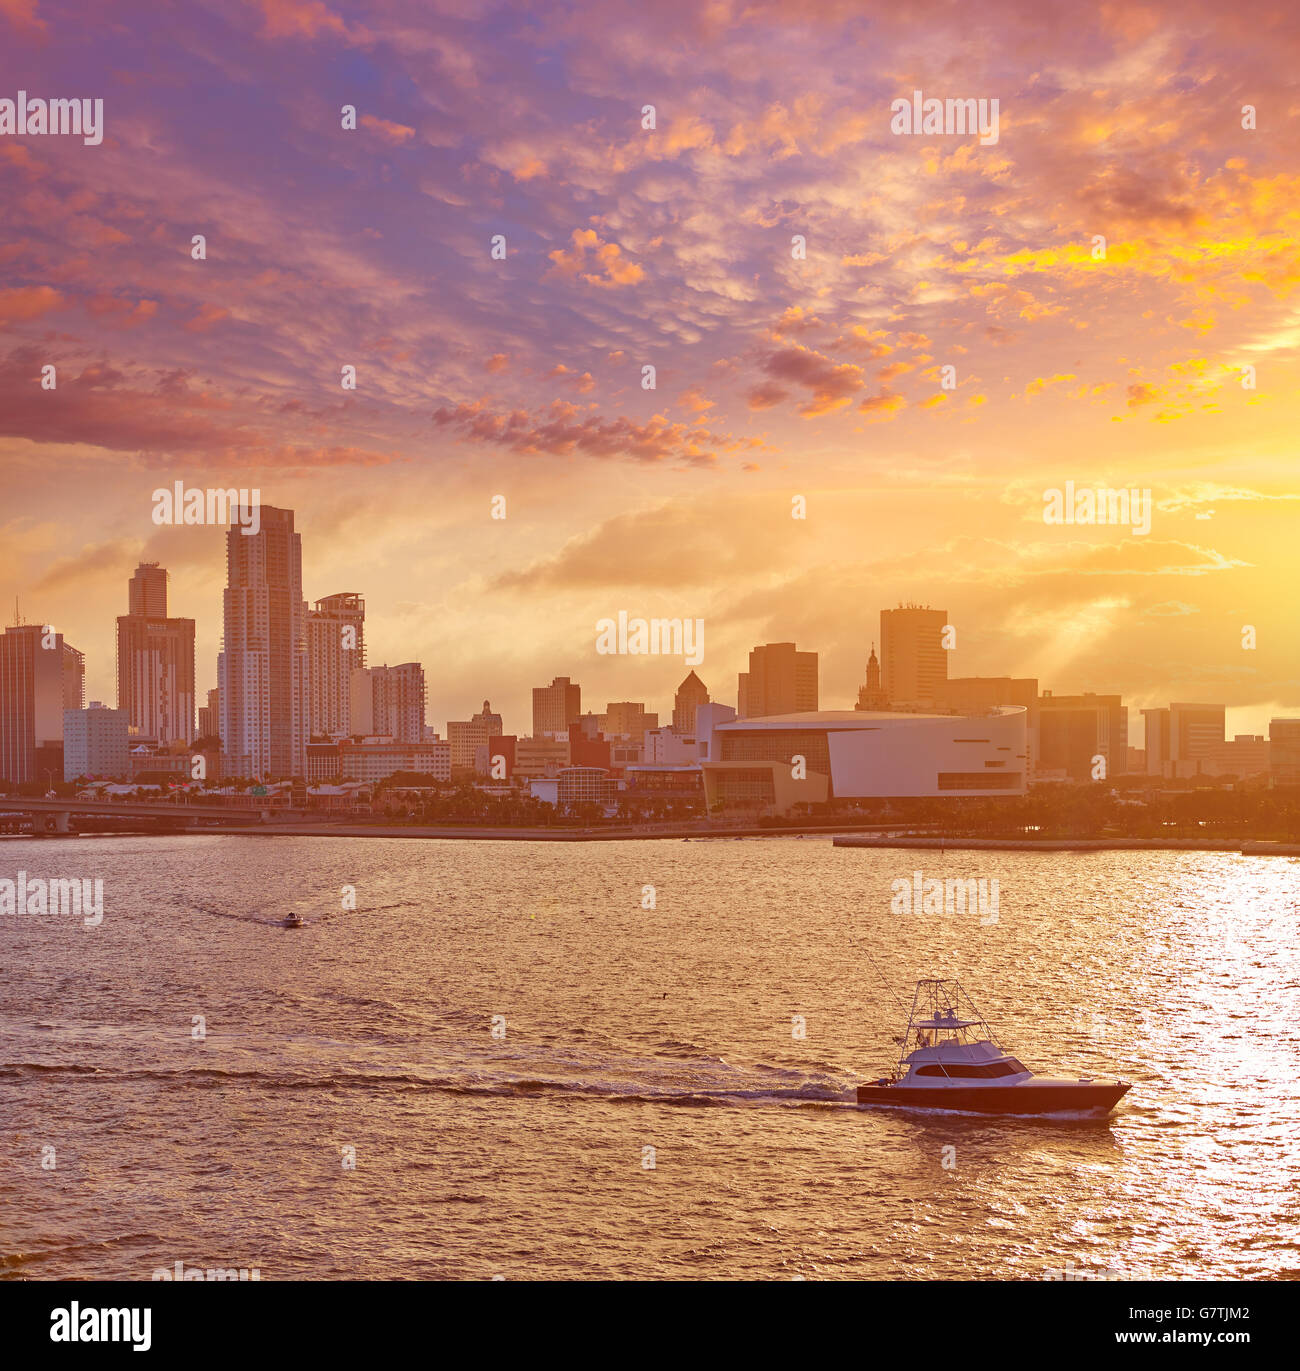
[{"x1": 936, "y1": 772, "x2": 1021, "y2": 790}]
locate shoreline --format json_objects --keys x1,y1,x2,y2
[{"x1": 7, "y1": 823, "x2": 1299, "y2": 854}]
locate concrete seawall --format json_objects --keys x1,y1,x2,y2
[{"x1": 833, "y1": 835, "x2": 1300, "y2": 856}]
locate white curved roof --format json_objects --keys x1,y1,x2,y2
[{"x1": 717, "y1": 707, "x2": 1026, "y2": 729}]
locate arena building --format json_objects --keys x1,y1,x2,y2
[{"x1": 696, "y1": 708, "x2": 1027, "y2": 815}]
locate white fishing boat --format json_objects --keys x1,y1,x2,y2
[{"x1": 856, "y1": 979, "x2": 1131, "y2": 1116}]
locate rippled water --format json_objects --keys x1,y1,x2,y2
[{"x1": 3, "y1": 834, "x2": 1298, "y2": 1280}]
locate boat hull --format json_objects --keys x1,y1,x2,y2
[{"x1": 856, "y1": 1081, "x2": 1130, "y2": 1115}]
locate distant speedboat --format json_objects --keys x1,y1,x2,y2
[
  {"x1": 856, "y1": 979, "x2": 1130, "y2": 1116},
  {"x1": 281, "y1": 913, "x2": 307, "y2": 929}
]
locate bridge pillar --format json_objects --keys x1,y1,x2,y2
[{"x1": 41, "y1": 811, "x2": 72, "y2": 834}]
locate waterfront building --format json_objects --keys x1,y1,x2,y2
[
  {"x1": 307, "y1": 593, "x2": 365, "y2": 737},
  {"x1": 218, "y1": 505, "x2": 308, "y2": 780},
  {"x1": 0, "y1": 623, "x2": 84, "y2": 786},
  {"x1": 63, "y1": 702, "x2": 129, "y2": 781},
  {"x1": 116, "y1": 563, "x2": 196, "y2": 746}
]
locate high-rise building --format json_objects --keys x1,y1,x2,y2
[
  {"x1": 63, "y1": 702, "x2": 129, "y2": 781},
  {"x1": 855, "y1": 644, "x2": 889, "y2": 711},
  {"x1": 218, "y1": 505, "x2": 308, "y2": 780},
  {"x1": 307, "y1": 593, "x2": 365, "y2": 738},
  {"x1": 116, "y1": 563, "x2": 196, "y2": 745},
  {"x1": 672, "y1": 671, "x2": 710, "y2": 735},
  {"x1": 532, "y1": 676, "x2": 581, "y2": 736},
  {"x1": 1269, "y1": 719, "x2": 1300, "y2": 785},
  {"x1": 0, "y1": 623, "x2": 84, "y2": 785},
  {"x1": 447, "y1": 700, "x2": 504, "y2": 772},
  {"x1": 880, "y1": 605, "x2": 948, "y2": 707},
  {"x1": 1038, "y1": 691, "x2": 1127, "y2": 781},
  {"x1": 1141, "y1": 703, "x2": 1226, "y2": 778},
  {"x1": 350, "y1": 663, "x2": 425, "y2": 743},
  {"x1": 601, "y1": 701, "x2": 658, "y2": 742},
  {"x1": 197, "y1": 687, "x2": 220, "y2": 742},
  {"x1": 1140, "y1": 707, "x2": 1170, "y2": 777},
  {"x1": 737, "y1": 642, "x2": 818, "y2": 718},
  {"x1": 128, "y1": 562, "x2": 168, "y2": 617}
]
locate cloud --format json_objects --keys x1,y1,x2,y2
[
  {"x1": 431, "y1": 398, "x2": 756, "y2": 467},
  {"x1": 0, "y1": 285, "x2": 64, "y2": 322},
  {"x1": 761, "y1": 346, "x2": 864, "y2": 418},
  {"x1": 546, "y1": 229, "x2": 645, "y2": 289}
]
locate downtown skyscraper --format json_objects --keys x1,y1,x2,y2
[
  {"x1": 880, "y1": 605, "x2": 948, "y2": 709},
  {"x1": 217, "y1": 505, "x2": 308, "y2": 780},
  {"x1": 115, "y1": 563, "x2": 196, "y2": 745},
  {"x1": 737, "y1": 643, "x2": 818, "y2": 718},
  {"x1": 0, "y1": 622, "x2": 84, "y2": 786}
]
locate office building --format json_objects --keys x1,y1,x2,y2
[
  {"x1": 447, "y1": 700, "x2": 504, "y2": 772},
  {"x1": 737, "y1": 642, "x2": 818, "y2": 718},
  {"x1": 116, "y1": 563, "x2": 196, "y2": 745},
  {"x1": 672, "y1": 671, "x2": 710, "y2": 734},
  {"x1": 1269, "y1": 719, "x2": 1300, "y2": 785},
  {"x1": 880, "y1": 605, "x2": 948, "y2": 708},
  {"x1": 64, "y1": 702, "x2": 129, "y2": 781},
  {"x1": 1038, "y1": 691, "x2": 1127, "y2": 781},
  {"x1": 601, "y1": 701, "x2": 658, "y2": 742},
  {"x1": 0, "y1": 623, "x2": 84, "y2": 786},
  {"x1": 532, "y1": 676, "x2": 581, "y2": 737}
]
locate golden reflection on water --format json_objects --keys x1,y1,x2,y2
[{"x1": 2, "y1": 837, "x2": 1297, "y2": 1279}]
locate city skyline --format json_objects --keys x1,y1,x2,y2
[{"x1": 3, "y1": 502, "x2": 1294, "y2": 750}]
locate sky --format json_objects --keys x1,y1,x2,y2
[{"x1": 2, "y1": 0, "x2": 1298, "y2": 739}]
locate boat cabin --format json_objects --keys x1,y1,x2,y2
[{"x1": 894, "y1": 984, "x2": 1032, "y2": 1084}]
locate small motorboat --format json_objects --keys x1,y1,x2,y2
[
  {"x1": 281, "y1": 912, "x2": 307, "y2": 929},
  {"x1": 856, "y1": 979, "x2": 1130, "y2": 1116}
]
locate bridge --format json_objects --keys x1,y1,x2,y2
[{"x1": 0, "y1": 796, "x2": 279, "y2": 833}]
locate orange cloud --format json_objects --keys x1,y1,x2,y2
[
  {"x1": 0, "y1": 285, "x2": 64, "y2": 321},
  {"x1": 547, "y1": 229, "x2": 645, "y2": 289},
  {"x1": 360, "y1": 114, "x2": 416, "y2": 144}
]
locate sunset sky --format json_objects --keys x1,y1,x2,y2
[{"x1": 3, "y1": 0, "x2": 1298, "y2": 737}]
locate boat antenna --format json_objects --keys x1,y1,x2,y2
[{"x1": 848, "y1": 920, "x2": 909, "y2": 1018}]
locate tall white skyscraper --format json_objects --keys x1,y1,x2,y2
[
  {"x1": 217, "y1": 505, "x2": 308, "y2": 779},
  {"x1": 307, "y1": 593, "x2": 366, "y2": 737}
]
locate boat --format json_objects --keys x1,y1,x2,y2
[
  {"x1": 281, "y1": 912, "x2": 307, "y2": 929},
  {"x1": 856, "y1": 979, "x2": 1130, "y2": 1116}
]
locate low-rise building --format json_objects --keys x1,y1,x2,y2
[
  {"x1": 338, "y1": 738, "x2": 451, "y2": 783},
  {"x1": 63, "y1": 702, "x2": 130, "y2": 781}
]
